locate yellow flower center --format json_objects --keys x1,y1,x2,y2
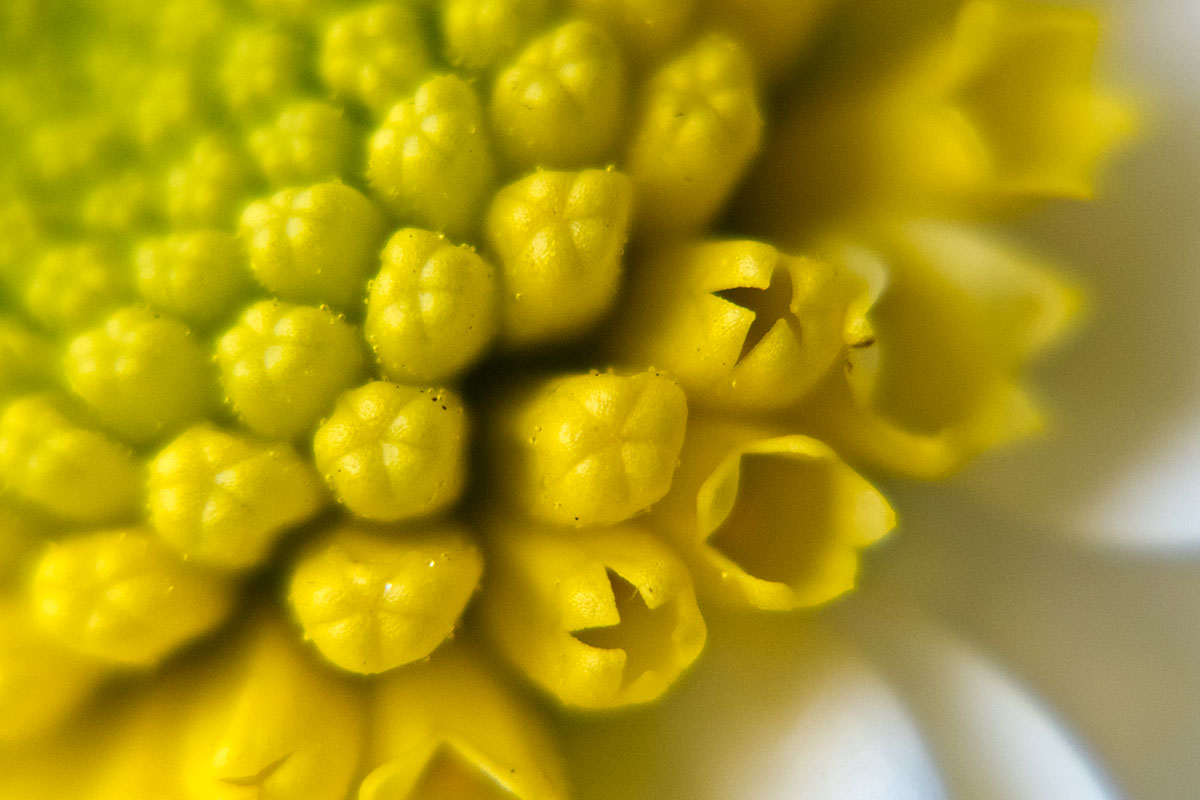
[{"x1": 0, "y1": 0, "x2": 1129, "y2": 797}]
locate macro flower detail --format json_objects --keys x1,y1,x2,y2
[
  {"x1": 0, "y1": 0, "x2": 1132, "y2": 797},
  {"x1": 288, "y1": 522, "x2": 483, "y2": 673},
  {"x1": 487, "y1": 167, "x2": 633, "y2": 346},
  {"x1": 313, "y1": 381, "x2": 468, "y2": 521},
  {"x1": 0, "y1": 395, "x2": 141, "y2": 523},
  {"x1": 217, "y1": 299, "x2": 367, "y2": 440},
  {"x1": 367, "y1": 74, "x2": 496, "y2": 239},
  {"x1": 240, "y1": 180, "x2": 387, "y2": 310},
  {"x1": 31, "y1": 529, "x2": 233, "y2": 666},
  {"x1": 652, "y1": 416, "x2": 895, "y2": 610},
  {"x1": 625, "y1": 34, "x2": 763, "y2": 233},
  {"x1": 365, "y1": 227, "x2": 500, "y2": 383},
  {"x1": 320, "y1": 3, "x2": 434, "y2": 116},
  {"x1": 613, "y1": 239, "x2": 868, "y2": 411},
  {"x1": 361, "y1": 644, "x2": 568, "y2": 800},
  {"x1": 148, "y1": 423, "x2": 328, "y2": 569},
  {"x1": 495, "y1": 369, "x2": 687, "y2": 526},
  {"x1": 490, "y1": 20, "x2": 626, "y2": 170},
  {"x1": 482, "y1": 519, "x2": 706, "y2": 709},
  {"x1": 135, "y1": 230, "x2": 252, "y2": 327},
  {"x1": 64, "y1": 307, "x2": 217, "y2": 445}
]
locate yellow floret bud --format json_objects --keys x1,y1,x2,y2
[
  {"x1": 181, "y1": 614, "x2": 366, "y2": 800},
  {"x1": 64, "y1": 307, "x2": 216, "y2": 445},
  {"x1": 239, "y1": 181, "x2": 387, "y2": 311},
  {"x1": 494, "y1": 369, "x2": 687, "y2": 527},
  {"x1": 482, "y1": 520, "x2": 706, "y2": 709},
  {"x1": 569, "y1": 0, "x2": 696, "y2": 65},
  {"x1": 0, "y1": 394, "x2": 141, "y2": 523},
  {"x1": 82, "y1": 171, "x2": 161, "y2": 236},
  {"x1": 490, "y1": 20, "x2": 625, "y2": 170},
  {"x1": 366, "y1": 228, "x2": 499, "y2": 383},
  {"x1": 314, "y1": 381, "x2": 468, "y2": 521},
  {"x1": 220, "y1": 25, "x2": 309, "y2": 118},
  {"x1": 249, "y1": 101, "x2": 359, "y2": 187},
  {"x1": 651, "y1": 416, "x2": 895, "y2": 610},
  {"x1": 441, "y1": 0, "x2": 554, "y2": 73},
  {"x1": 611, "y1": 240, "x2": 869, "y2": 411},
  {"x1": 0, "y1": 601, "x2": 103, "y2": 742},
  {"x1": 149, "y1": 423, "x2": 328, "y2": 569},
  {"x1": 24, "y1": 243, "x2": 130, "y2": 333},
  {"x1": 288, "y1": 522, "x2": 483, "y2": 674},
  {"x1": 216, "y1": 299, "x2": 367, "y2": 440},
  {"x1": 133, "y1": 67, "x2": 212, "y2": 152},
  {"x1": 0, "y1": 317, "x2": 53, "y2": 398},
  {"x1": 31, "y1": 529, "x2": 234, "y2": 665},
  {"x1": 319, "y1": 3, "x2": 434, "y2": 115},
  {"x1": 625, "y1": 34, "x2": 762, "y2": 234},
  {"x1": 367, "y1": 74, "x2": 496, "y2": 240},
  {"x1": 485, "y1": 168, "x2": 633, "y2": 347},
  {"x1": 360, "y1": 645, "x2": 569, "y2": 800},
  {"x1": 135, "y1": 230, "x2": 251, "y2": 327},
  {"x1": 166, "y1": 136, "x2": 259, "y2": 230}
]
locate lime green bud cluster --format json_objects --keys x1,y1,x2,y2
[
  {"x1": 166, "y1": 136, "x2": 259, "y2": 229},
  {"x1": 249, "y1": 101, "x2": 359, "y2": 187},
  {"x1": 24, "y1": 244, "x2": 129, "y2": 332},
  {"x1": 0, "y1": 0, "x2": 1129, "y2": 797},
  {"x1": 495, "y1": 369, "x2": 688, "y2": 526}
]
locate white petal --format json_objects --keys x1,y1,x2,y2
[
  {"x1": 834, "y1": 594, "x2": 1117, "y2": 800},
  {"x1": 560, "y1": 614, "x2": 946, "y2": 800},
  {"x1": 956, "y1": 0, "x2": 1200, "y2": 549},
  {"x1": 868, "y1": 490, "x2": 1200, "y2": 799}
]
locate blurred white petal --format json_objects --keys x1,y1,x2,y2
[
  {"x1": 835, "y1": 594, "x2": 1117, "y2": 800},
  {"x1": 868, "y1": 485, "x2": 1200, "y2": 799},
  {"x1": 560, "y1": 614, "x2": 946, "y2": 800}
]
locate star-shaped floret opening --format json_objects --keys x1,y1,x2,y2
[
  {"x1": 713, "y1": 265, "x2": 802, "y2": 365},
  {"x1": 408, "y1": 744, "x2": 519, "y2": 800},
  {"x1": 707, "y1": 454, "x2": 836, "y2": 587},
  {"x1": 571, "y1": 570, "x2": 681, "y2": 689}
]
